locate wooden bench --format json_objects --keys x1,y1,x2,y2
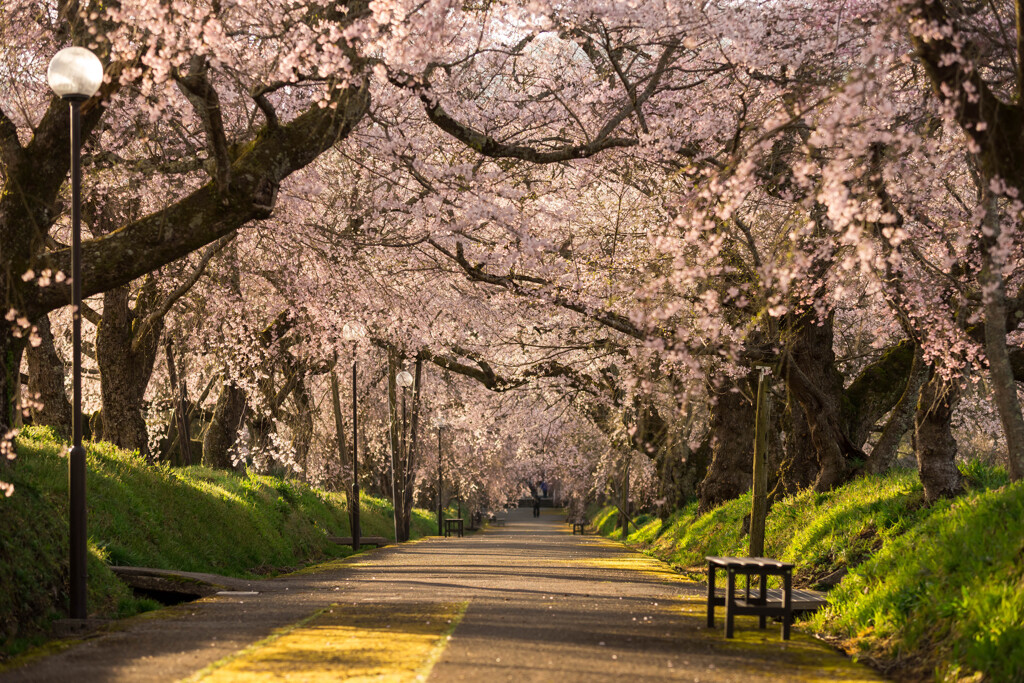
[
  {"x1": 444, "y1": 518, "x2": 464, "y2": 538},
  {"x1": 706, "y1": 556, "x2": 794, "y2": 640},
  {"x1": 327, "y1": 536, "x2": 389, "y2": 548}
]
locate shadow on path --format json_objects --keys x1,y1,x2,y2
[{"x1": 1, "y1": 508, "x2": 882, "y2": 682}]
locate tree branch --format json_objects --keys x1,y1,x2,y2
[
  {"x1": 429, "y1": 238, "x2": 647, "y2": 340},
  {"x1": 31, "y1": 79, "x2": 370, "y2": 314},
  {"x1": 130, "y1": 233, "x2": 235, "y2": 352},
  {"x1": 176, "y1": 59, "x2": 233, "y2": 190}
]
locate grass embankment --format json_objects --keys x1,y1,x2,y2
[
  {"x1": 0, "y1": 425, "x2": 437, "y2": 659},
  {"x1": 592, "y1": 465, "x2": 1024, "y2": 681}
]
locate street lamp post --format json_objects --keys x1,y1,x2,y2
[
  {"x1": 48, "y1": 46, "x2": 104, "y2": 621},
  {"x1": 394, "y1": 369, "x2": 414, "y2": 542},
  {"x1": 435, "y1": 422, "x2": 444, "y2": 536},
  {"x1": 341, "y1": 322, "x2": 366, "y2": 552}
]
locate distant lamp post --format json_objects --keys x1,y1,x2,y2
[
  {"x1": 393, "y1": 369, "x2": 414, "y2": 541},
  {"x1": 48, "y1": 46, "x2": 104, "y2": 622},
  {"x1": 341, "y1": 321, "x2": 366, "y2": 551},
  {"x1": 435, "y1": 419, "x2": 445, "y2": 536}
]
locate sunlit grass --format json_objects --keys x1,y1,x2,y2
[
  {"x1": 592, "y1": 464, "x2": 1023, "y2": 680},
  {"x1": 1, "y1": 425, "x2": 439, "y2": 657}
]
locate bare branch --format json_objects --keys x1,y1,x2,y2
[
  {"x1": 176, "y1": 58, "x2": 233, "y2": 190},
  {"x1": 131, "y1": 233, "x2": 235, "y2": 352}
]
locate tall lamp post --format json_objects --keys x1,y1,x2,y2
[
  {"x1": 48, "y1": 46, "x2": 104, "y2": 621},
  {"x1": 394, "y1": 369, "x2": 414, "y2": 542},
  {"x1": 435, "y1": 420, "x2": 445, "y2": 536},
  {"x1": 341, "y1": 322, "x2": 366, "y2": 551}
]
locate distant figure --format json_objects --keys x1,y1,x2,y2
[
  {"x1": 540, "y1": 480, "x2": 548, "y2": 496},
  {"x1": 533, "y1": 497, "x2": 541, "y2": 517}
]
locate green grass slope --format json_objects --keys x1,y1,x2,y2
[
  {"x1": 593, "y1": 466, "x2": 1024, "y2": 681},
  {"x1": 0, "y1": 426, "x2": 437, "y2": 658}
]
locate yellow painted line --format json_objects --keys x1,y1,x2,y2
[{"x1": 188, "y1": 601, "x2": 467, "y2": 682}]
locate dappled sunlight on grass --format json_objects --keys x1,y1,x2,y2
[{"x1": 194, "y1": 602, "x2": 466, "y2": 682}]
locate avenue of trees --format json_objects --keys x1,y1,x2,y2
[{"x1": 4, "y1": 0, "x2": 1024, "y2": 533}]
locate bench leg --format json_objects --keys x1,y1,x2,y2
[
  {"x1": 706, "y1": 563, "x2": 716, "y2": 628},
  {"x1": 759, "y1": 571, "x2": 767, "y2": 629},
  {"x1": 782, "y1": 571, "x2": 792, "y2": 641},
  {"x1": 725, "y1": 569, "x2": 736, "y2": 638}
]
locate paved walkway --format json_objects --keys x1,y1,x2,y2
[{"x1": 2, "y1": 509, "x2": 882, "y2": 682}]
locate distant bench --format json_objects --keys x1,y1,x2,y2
[
  {"x1": 328, "y1": 536, "x2": 389, "y2": 548},
  {"x1": 444, "y1": 518, "x2": 464, "y2": 538}
]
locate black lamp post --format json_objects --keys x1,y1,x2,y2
[
  {"x1": 435, "y1": 422, "x2": 444, "y2": 536},
  {"x1": 341, "y1": 322, "x2": 366, "y2": 551},
  {"x1": 47, "y1": 46, "x2": 103, "y2": 621},
  {"x1": 395, "y1": 369, "x2": 414, "y2": 542}
]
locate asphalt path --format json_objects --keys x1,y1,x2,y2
[{"x1": 2, "y1": 508, "x2": 881, "y2": 682}]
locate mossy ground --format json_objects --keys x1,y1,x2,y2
[
  {"x1": 592, "y1": 465, "x2": 1024, "y2": 681},
  {"x1": 0, "y1": 426, "x2": 438, "y2": 660}
]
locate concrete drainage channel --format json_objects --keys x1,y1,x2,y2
[{"x1": 110, "y1": 566, "x2": 261, "y2": 606}]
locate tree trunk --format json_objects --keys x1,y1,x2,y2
[
  {"x1": 770, "y1": 389, "x2": 814, "y2": 500},
  {"x1": 164, "y1": 339, "x2": 193, "y2": 466},
  {"x1": 697, "y1": 376, "x2": 756, "y2": 512},
  {"x1": 95, "y1": 283, "x2": 163, "y2": 458},
  {"x1": 0, "y1": 330, "x2": 26, "y2": 462},
  {"x1": 867, "y1": 347, "x2": 928, "y2": 475},
  {"x1": 202, "y1": 376, "x2": 247, "y2": 468},
  {"x1": 915, "y1": 372, "x2": 963, "y2": 502},
  {"x1": 782, "y1": 312, "x2": 862, "y2": 492},
  {"x1": 619, "y1": 452, "x2": 632, "y2": 535},
  {"x1": 25, "y1": 314, "x2": 71, "y2": 437},
  {"x1": 289, "y1": 376, "x2": 314, "y2": 480},
  {"x1": 979, "y1": 195, "x2": 1024, "y2": 481},
  {"x1": 655, "y1": 410, "x2": 706, "y2": 517}
]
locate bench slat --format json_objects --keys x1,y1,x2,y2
[{"x1": 706, "y1": 555, "x2": 794, "y2": 569}]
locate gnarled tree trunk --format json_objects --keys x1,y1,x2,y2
[
  {"x1": 782, "y1": 312, "x2": 863, "y2": 492},
  {"x1": 95, "y1": 281, "x2": 163, "y2": 458},
  {"x1": 697, "y1": 375, "x2": 756, "y2": 512},
  {"x1": 868, "y1": 347, "x2": 928, "y2": 474},
  {"x1": 25, "y1": 314, "x2": 71, "y2": 437},
  {"x1": 202, "y1": 377, "x2": 247, "y2": 468},
  {"x1": 915, "y1": 372, "x2": 963, "y2": 501},
  {"x1": 770, "y1": 388, "x2": 817, "y2": 500}
]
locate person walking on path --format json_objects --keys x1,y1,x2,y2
[{"x1": 533, "y1": 496, "x2": 541, "y2": 517}]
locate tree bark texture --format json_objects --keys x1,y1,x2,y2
[
  {"x1": 769, "y1": 389, "x2": 813, "y2": 501},
  {"x1": 697, "y1": 376, "x2": 756, "y2": 512},
  {"x1": 915, "y1": 372, "x2": 964, "y2": 502},
  {"x1": 95, "y1": 282, "x2": 163, "y2": 458},
  {"x1": 979, "y1": 196, "x2": 1024, "y2": 481},
  {"x1": 164, "y1": 339, "x2": 194, "y2": 467},
  {"x1": 202, "y1": 376, "x2": 247, "y2": 469},
  {"x1": 782, "y1": 313, "x2": 862, "y2": 492},
  {"x1": 867, "y1": 347, "x2": 928, "y2": 475},
  {"x1": 25, "y1": 314, "x2": 71, "y2": 437},
  {"x1": 289, "y1": 376, "x2": 314, "y2": 480}
]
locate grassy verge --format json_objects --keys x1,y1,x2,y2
[
  {"x1": 0, "y1": 425, "x2": 437, "y2": 660},
  {"x1": 592, "y1": 465, "x2": 1024, "y2": 681}
]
